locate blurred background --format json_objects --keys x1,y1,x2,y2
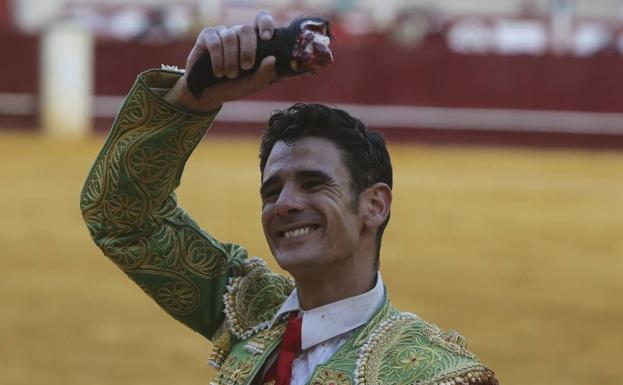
[{"x1": 1, "y1": 0, "x2": 622, "y2": 384}]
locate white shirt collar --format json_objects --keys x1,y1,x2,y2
[{"x1": 270, "y1": 272, "x2": 385, "y2": 350}]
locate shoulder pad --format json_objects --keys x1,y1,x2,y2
[
  {"x1": 354, "y1": 313, "x2": 498, "y2": 385},
  {"x1": 223, "y1": 257, "x2": 294, "y2": 340}
]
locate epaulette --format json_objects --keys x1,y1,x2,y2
[
  {"x1": 355, "y1": 313, "x2": 498, "y2": 385},
  {"x1": 208, "y1": 257, "x2": 294, "y2": 369}
]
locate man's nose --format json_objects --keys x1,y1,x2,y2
[{"x1": 274, "y1": 186, "x2": 304, "y2": 216}]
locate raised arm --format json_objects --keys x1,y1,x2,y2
[{"x1": 79, "y1": 13, "x2": 278, "y2": 339}]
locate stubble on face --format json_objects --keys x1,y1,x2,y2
[{"x1": 260, "y1": 137, "x2": 363, "y2": 274}]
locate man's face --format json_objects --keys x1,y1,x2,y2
[{"x1": 260, "y1": 137, "x2": 364, "y2": 272}]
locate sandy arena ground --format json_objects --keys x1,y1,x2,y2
[{"x1": 1, "y1": 132, "x2": 622, "y2": 385}]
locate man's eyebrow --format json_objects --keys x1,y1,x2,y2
[
  {"x1": 260, "y1": 170, "x2": 333, "y2": 197},
  {"x1": 296, "y1": 169, "x2": 333, "y2": 182}
]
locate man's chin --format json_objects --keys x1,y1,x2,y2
[{"x1": 272, "y1": 250, "x2": 319, "y2": 272}]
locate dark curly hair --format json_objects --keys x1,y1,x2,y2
[{"x1": 259, "y1": 103, "x2": 392, "y2": 268}]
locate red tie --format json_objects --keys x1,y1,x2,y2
[{"x1": 263, "y1": 312, "x2": 302, "y2": 385}]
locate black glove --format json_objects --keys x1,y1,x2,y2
[{"x1": 186, "y1": 17, "x2": 334, "y2": 98}]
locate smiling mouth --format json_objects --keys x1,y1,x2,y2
[{"x1": 279, "y1": 225, "x2": 320, "y2": 239}]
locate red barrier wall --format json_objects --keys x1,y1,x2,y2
[
  {"x1": 0, "y1": 30, "x2": 38, "y2": 128},
  {"x1": 0, "y1": 31, "x2": 38, "y2": 92},
  {"x1": 2, "y1": 30, "x2": 622, "y2": 148},
  {"x1": 95, "y1": 36, "x2": 623, "y2": 113}
]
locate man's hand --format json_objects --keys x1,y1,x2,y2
[{"x1": 164, "y1": 12, "x2": 278, "y2": 112}]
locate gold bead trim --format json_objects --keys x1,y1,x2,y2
[
  {"x1": 354, "y1": 312, "x2": 419, "y2": 385},
  {"x1": 422, "y1": 323, "x2": 475, "y2": 360},
  {"x1": 222, "y1": 257, "x2": 294, "y2": 340},
  {"x1": 244, "y1": 341, "x2": 265, "y2": 355},
  {"x1": 426, "y1": 366, "x2": 499, "y2": 385}
]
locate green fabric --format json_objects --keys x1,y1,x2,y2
[
  {"x1": 80, "y1": 69, "x2": 497, "y2": 385},
  {"x1": 80, "y1": 69, "x2": 241, "y2": 339},
  {"x1": 216, "y1": 286, "x2": 494, "y2": 385}
]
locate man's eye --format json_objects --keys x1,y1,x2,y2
[
  {"x1": 303, "y1": 180, "x2": 323, "y2": 190},
  {"x1": 262, "y1": 189, "x2": 279, "y2": 201}
]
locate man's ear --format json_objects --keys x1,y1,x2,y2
[{"x1": 361, "y1": 183, "x2": 392, "y2": 229}]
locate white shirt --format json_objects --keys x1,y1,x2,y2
[{"x1": 264, "y1": 273, "x2": 385, "y2": 385}]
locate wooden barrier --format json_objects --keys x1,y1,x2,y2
[{"x1": 1, "y1": 29, "x2": 622, "y2": 146}]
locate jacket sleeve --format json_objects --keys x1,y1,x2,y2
[{"x1": 79, "y1": 69, "x2": 248, "y2": 340}]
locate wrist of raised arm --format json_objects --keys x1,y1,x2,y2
[{"x1": 139, "y1": 69, "x2": 222, "y2": 116}]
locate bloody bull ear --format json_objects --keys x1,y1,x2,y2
[
  {"x1": 289, "y1": 17, "x2": 334, "y2": 73},
  {"x1": 186, "y1": 16, "x2": 334, "y2": 99}
]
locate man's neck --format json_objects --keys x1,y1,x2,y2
[{"x1": 292, "y1": 262, "x2": 377, "y2": 310}]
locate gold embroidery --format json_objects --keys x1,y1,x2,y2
[
  {"x1": 422, "y1": 323, "x2": 475, "y2": 360},
  {"x1": 208, "y1": 330, "x2": 234, "y2": 369},
  {"x1": 105, "y1": 192, "x2": 146, "y2": 226},
  {"x1": 156, "y1": 281, "x2": 197, "y2": 315},
  {"x1": 80, "y1": 71, "x2": 228, "y2": 327},
  {"x1": 354, "y1": 313, "x2": 483, "y2": 385},
  {"x1": 209, "y1": 318, "x2": 285, "y2": 373},
  {"x1": 212, "y1": 355, "x2": 254, "y2": 385},
  {"x1": 244, "y1": 321, "x2": 286, "y2": 354},
  {"x1": 101, "y1": 236, "x2": 150, "y2": 269},
  {"x1": 310, "y1": 368, "x2": 351, "y2": 385},
  {"x1": 224, "y1": 258, "x2": 294, "y2": 339},
  {"x1": 128, "y1": 145, "x2": 168, "y2": 181},
  {"x1": 425, "y1": 366, "x2": 499, "y2": 385}
]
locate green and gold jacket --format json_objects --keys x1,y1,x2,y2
[{"x1": 80, "y1": 69, "x2": 499, "y2": 385}]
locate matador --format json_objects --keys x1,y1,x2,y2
[{"x1": 80, "y1": 11, "x2": 499, "y2": 385}]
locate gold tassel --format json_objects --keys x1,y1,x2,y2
[{"x1": 207, "y1": 330, "x2": 233, "y2": 370}]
